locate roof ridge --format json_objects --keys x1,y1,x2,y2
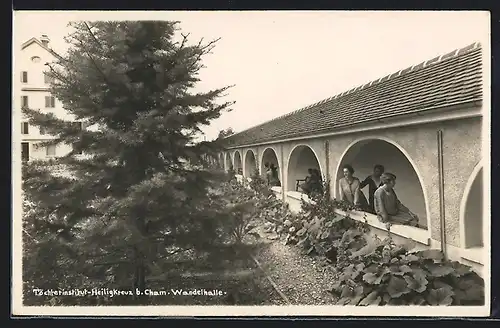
[
  {"x1": 224, "y1": 41, "x2": 482, "y2": 142},
  {"x1": 313, "y1": 41, "x2": 482, "y2": 106},
  {"x1": 21, "y1": 36, "x2": 63, "y2": 60}
]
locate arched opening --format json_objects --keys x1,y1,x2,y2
[
  {"x1": 287, "y1": 145, "x2": 322, "y2": 192},
  {"x1": 244, "y1": 150, "x2": 257, "y2": 177},
  {"x1": 225, "y1": 152, "x2": 231, "y2": 171},
  {"x1": 462, "y1": 166, "x2": 483, "y2": 248},
  {"x1": 261, "y1": 147, "x2": 281, "y2": 182},
  {"x1": 233, "y1": 151, "x2": 242, "y2": 175},
  {"x1": 335, "y1": 138, "x2": 428, "y2": 229}
]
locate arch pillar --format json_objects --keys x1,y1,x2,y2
[{"x1": 280, "y1": 144, "x2": 286, "y2": 201}]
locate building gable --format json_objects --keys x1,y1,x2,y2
[{"x1": 21, "y1": 37, "x2": 63, "y2": 61}]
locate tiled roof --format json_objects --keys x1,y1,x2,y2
[{"x1": 224, "y1": 42, "x2": 483, "y2": 148}]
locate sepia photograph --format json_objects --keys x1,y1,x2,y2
[{"x1": 12, "y1": 10, "x2": 490, "y2": 317}]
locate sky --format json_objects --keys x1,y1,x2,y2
[{"x1": 13, "y1": 11, "x2": 490, "y2": 141}]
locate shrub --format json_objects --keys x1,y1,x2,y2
[
  {"x1": 249, "y1": 168, "x2": 270, "y2": 195},
  {"x1": 328, "y1": 233, "x2": 485, "y2": 306},
  {"x1": 217, "y1": 181, "x2": 260, "y2": 244},
  {"x1": 218, "y1": 176, "x2": 286, "y2": 243},
  {"x1": 281, "y1": 180, "x2": 369, "y2": 260}
]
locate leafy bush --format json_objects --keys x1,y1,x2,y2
[
  {"x1": 216, "y1": 181, "x2": 260, "y2": 243},
  {"x1": 227, "y1": 168, "x2": 237, "y2": 182},
  {"x1": 328, "y1": 233, "x2": 484, "y2": 306},
  {"x1": 280, "y1": 181, "x2": 369, "y2": 261},
  {"x1": 217, "y1": 175, "x2": 286, "y2": 243},
  {"x1": 248, "y1": 168, "x2": 270, "y2": 195}
]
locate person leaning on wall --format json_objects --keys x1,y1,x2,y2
[
  {"x1": 269, "y1": 163, "x2": 281, "y2": 187},
  {"x1": 337, "y1": 164, "x2": 369, "y2": 210},
  {"x1": 373, "y1": 172, "x2": 419, "y2": 228}
]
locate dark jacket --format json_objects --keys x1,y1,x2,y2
[{"x1": 360, "y1": 175, "x2": 383, "y2": 213}]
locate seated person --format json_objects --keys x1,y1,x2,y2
[
  {"x1": 299, "y1": 168, "x2": 314, "y2": 194},
  {"x1": 309, "y1": 169, "x2": 323, "y2": 195},
  {"x1": 338, "y1": 164, "x2": 369, "y2": 210},
  {"x1": 360, "y1": 164, "x2": 385, "y2": 214},
  {"x1": 374, "y1": 172, "x2": 419, "y2": 227}
]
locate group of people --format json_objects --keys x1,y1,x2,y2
[
  {"x1": 298, "y1": 168, "x2": 323, "y2": 196},
  {"x1": 230, "y1": 159, "x2": 418, "y2": 228},
  {"x1": 338, "y1": 164, "x2": 419, "y2": 227},
  {"x1": 264, "y1": 162, "x2": 281, "y2": 187}
]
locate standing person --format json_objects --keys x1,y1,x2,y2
[
  {"x1": 374, "y1": 173, "x2": 419, "y2": 228},
  {"x1": 360, "y1": 164, "x2": 385, "y2": 214},
  {"x1": 337, "y1": 164, "x2": 368, "y2": 210},
  {"x1": 264, "y1": 162, "x2": 271, "y2": 185},
  {"x1": 269, "y1": 163, "x2": 281, "y2": 187}
]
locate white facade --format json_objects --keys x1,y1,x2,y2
[{"x1": 16, "y1": 35, "x2": 76, "y2": 161}]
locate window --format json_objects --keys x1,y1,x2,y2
[
  {"x1": 45, "y1": 96, "x2": 55, "y2": 108},
  {"x1": 21, "y1": 122, "x2": 29, "y2": 135},
  {"x1": 46, "y1": 144, "x2": 56, "y2": 156},
  {"x1": 72, "y1": 143, "x2": 83, "y2": 155},
  {"x1": 44, "y1": 72, "x2": 52, "y2": 84},
  {"x1": 39, "y1": 126, "x2": 46, "y2": 135},
  {"x1": 21, "y1": 71, "x2": 28, "y2": 83},
  {"x1": 21, "y1": 142, "x2": 29, "y2": 161},
  {"x1": 73, "y1": 122, "x2": 83, "y2": 130},
  {"x1": 31, "y1": 56, "x2": 41, "y2": 63},
  {"x1": 21, "y1": 96, "x2": 28, "y2": 108}
]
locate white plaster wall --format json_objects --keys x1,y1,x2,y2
[
  {"x1": 325, "y1": 116, "x2": 482, "y2": 247},
  {"x1": 16, "y1": 39, "x2": 76, "y2": 161},
  {"x1": 28, "y1": 142, "x2": 72, "y2": 160},
  {"x1": 226, "y1": 112, "x2": 483, "y2": 253}
]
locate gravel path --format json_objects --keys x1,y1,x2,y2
[{"x1": 247, "y1": 224, "x2": 339, "y2": 305}]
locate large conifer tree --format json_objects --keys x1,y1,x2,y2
[{"x1": 22, "y1": 21, "x2": 234, "y2": 305}]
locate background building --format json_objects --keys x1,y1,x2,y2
[{"x1": 16, "y1": 34, "x2": 79, "y2": 162}]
